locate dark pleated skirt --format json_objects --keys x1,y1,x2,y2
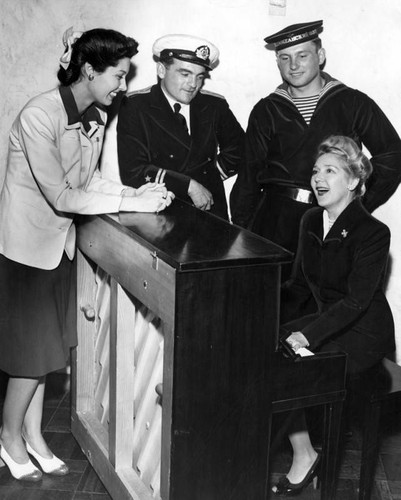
[{"x1": 0, "y1": 253, "x2": 77, "y2": 377}]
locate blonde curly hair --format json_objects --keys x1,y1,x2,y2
[{"x1": 316, "y1": 135, "x2": 373, "y2": 196}]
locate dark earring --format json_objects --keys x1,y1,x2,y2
[{"x1": 88, "y1": 74, "x2": 94, "y2": 81}]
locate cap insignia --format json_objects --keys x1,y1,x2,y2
[{"x1": 195, "y1": 45, "x2": 210, "y2": 60}]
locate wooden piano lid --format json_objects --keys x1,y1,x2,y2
[{"x1": 100, "y1": 200, "x2": 293, "y2": 271}]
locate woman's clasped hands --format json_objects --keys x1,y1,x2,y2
[{"x1": 120, "y1": 182, "x2": 175, "y2": 213}]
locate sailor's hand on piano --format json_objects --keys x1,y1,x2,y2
[{"x1": 188, "y1": 179, "x2": 214, "y2": 211}]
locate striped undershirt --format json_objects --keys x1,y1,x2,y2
[
  {"x1": 275, "y1": 80, "x2": 340, "y2": 125},
  {"x1": 292, "y1": 94, "x2": 319, "y2": 125}
]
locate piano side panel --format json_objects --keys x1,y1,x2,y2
[
  {"x1": 169, "y1": 264, "x2": 280, "y2": 500},
  {"x1": 108, "y1": 285, "x2": 164, "y2": 498},
  {"x1": 76, "y1": 216, "x2": 178, "y2": 499},
  {"x1": 110, "y1": 285, "x2": 163, "y2": 498},
  {"x1": 75, "y1": 251, "x2": 164, "y2": 499}
]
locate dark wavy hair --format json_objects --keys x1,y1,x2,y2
[
  {"x1": 57, "y1": 28, "x2": 138, "y2": 86},
  {"x1": 316, "y1": 135, "x2": 373, "y2": 197}
]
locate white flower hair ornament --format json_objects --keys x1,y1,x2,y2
[{"x1": 59, "y1": 26, "x2": 83, "y2": 70}]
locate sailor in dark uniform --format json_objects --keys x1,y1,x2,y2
[
  {"x1": 231, "y1": 20, "x2": 401, "y2": 261},
  {"x1": 117, "y1": 34, "x2": 245, "y2": 220}
]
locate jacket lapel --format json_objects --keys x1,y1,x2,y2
[
  {"x1": 328, "y1": 199, "x2": 367, "y2": 243},
  {"x1": 306, "y1": 207, "x2": 324, "y2": 244},
  {"x1": 189, "y1": 95, "x2": 213, "y2": 150},
  {"x1": 308, "y1": 199, "x2": 366, "y2": 244},
  {"x1": 149, "y1": 85, "x2": 191, "y2": 148}
]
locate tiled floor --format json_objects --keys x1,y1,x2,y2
[{"x1": 0, "y1": 371, "x2": 400, "y2": 499}]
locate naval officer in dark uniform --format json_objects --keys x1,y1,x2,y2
[
  {"x1": 231, "y1": 20, "x2": 401, "y2": 259},
  {"x1": 117, "y1": 34, "x2": 245, "y2": 220}
]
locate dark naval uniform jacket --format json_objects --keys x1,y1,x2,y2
[
  {"x1": 230, "y1": 72, "x2": 401, "y2": 253},
  {"x1": 117, "y1": 84, "x2": 245, "y2": 219},
  {"x1": 280, "y1": 199, "x2": 395, "y2": 373}
]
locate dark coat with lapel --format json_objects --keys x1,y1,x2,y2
[
  {"x1": 117, "y1": 84, "x2": 245, "y2": 219},
  {"x1": 281, "y1": 199, "x2": 394, "y2": 372}
]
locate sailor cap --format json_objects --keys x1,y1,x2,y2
[{"x1": 264, "y1": 20, "x2": 323, "y2": 50}]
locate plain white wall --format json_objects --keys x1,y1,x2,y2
[{"x1": 1, "y1": 0, "x2": 401, "y2": 361}]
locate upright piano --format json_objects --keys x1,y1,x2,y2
[{"x1": 72, "y1": 200, "x2": 345, "y2": 500}]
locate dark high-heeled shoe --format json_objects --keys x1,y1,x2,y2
[{"x1": 272, "y1": 453, "x2": 321, "y2": 496}]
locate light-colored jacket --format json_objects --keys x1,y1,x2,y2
[{"x1": 0, "y1": 87, "x2": 125, "y2": 269}]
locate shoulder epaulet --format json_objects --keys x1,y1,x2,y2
[
  {"x1": 126, "y1": 86, "x2": 152, "y2": 98},
  {"x1": 200, "y1": 89, "x2": 226, "y2": 100}
]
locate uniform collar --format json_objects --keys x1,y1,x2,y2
[
  {"x1": 160, "y1": 85, "x2": 190, "y2": 113},
  {"x1": 59, "y1": 85, "x2": 105, "y2": 131},
  {"x1": 275, "y1": 71, "x2": 342, "y2": 96}
]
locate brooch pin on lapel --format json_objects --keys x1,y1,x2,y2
[{"x1": 341, "y1": 229, "x2": 348, "y2": 238}]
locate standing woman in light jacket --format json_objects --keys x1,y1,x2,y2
[
  {"x1": 273, "y1": 135, "x2": 394, "y2": 496},
  {"x1": 0, "y1": 27, "x2": 173, "y2": 482}
]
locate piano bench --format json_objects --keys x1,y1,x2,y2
[
  {"x1": 348, "y1": 358, "x2": 401, "y2": 500},
  {"x1": 271, "y1": 351, "x2": 347, "y2": 500}
]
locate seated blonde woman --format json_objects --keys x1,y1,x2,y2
[{"x1": 274, "y1": 135, "x2": 395, "y2": 496}]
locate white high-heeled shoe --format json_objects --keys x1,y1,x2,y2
[
  {"x1": 0, "y1": 444, "x2": 42, "y2": 481},
  {"x1": 25, "y1": 441, "x2": 69, "y2": 476}
]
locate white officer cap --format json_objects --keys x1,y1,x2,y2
[{"x1": 152, "y1": 34, "x2": 219, "y2": 70}]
